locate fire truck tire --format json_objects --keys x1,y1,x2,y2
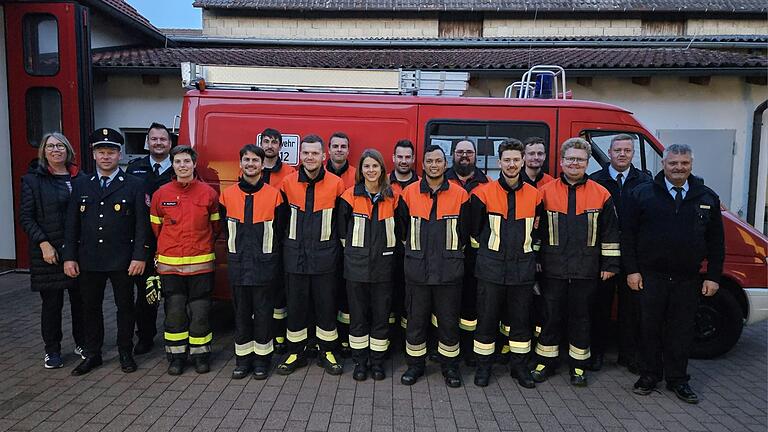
[{"x1": 690, "y1": 287, "x2": 744, "y2": 359}]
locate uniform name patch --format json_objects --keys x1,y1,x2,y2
[
  {"x1": 584, "y1": 209, "x2": 601, "y2": 214},
  {"x1": 162, "y1": 201, "x2": 178, "y2": 207},
  {"x1": 700, "y1": 204, "x2": 711, "y2": 209}
]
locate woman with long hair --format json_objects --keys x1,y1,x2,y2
[
  {"x1": 337, "y1": 149, "x2": 401, "y2": 381},
  {"x1": 19, "y1": 132, "x2": 86, "y2": 368}
]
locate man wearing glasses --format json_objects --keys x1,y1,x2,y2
[{"x1": 531, "y1": 138, "x2": 620, "y2": 387}]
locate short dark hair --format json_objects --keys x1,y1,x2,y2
[
  {"x1": 523, "y1": 136, "x2": 545, "y2": 147},
  {"x1": 260, "y1": 128, "x2": 282, "y2": 144},
  {"x1": 170, "y1": 145, "x2": 197, "y2": 163},
  {"x1": 329, "y1": 132, "x2": 349, "y2": 147},
  {"x1": 423, "y1": 144, "x2": 445, "y2": 158},
  {"x1": 498, "y1": 138, "x2": 524, "y2": 158},
  {"x1": 300, "y1": 134, "x2": 324, "y2": 150},
  {"x1": 394, "y1": 139, "x2": 414, "y2": 154},
  {"x1": 240, "y1": 144, "x2": 265, "y2": 161},
  {"x1": 148, "y1": 122, "x2": 172, "y2": 139}
]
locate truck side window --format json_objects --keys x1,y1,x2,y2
[
  {"x1": 582, "y1": 131, "x2": 657, "y2": 175},
  {"x1": 426, "y1": 120, "x2": 549, "y2": 179}
]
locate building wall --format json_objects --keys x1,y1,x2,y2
[
  {"x1": 484, "y1": 19, "x2": 643, "y2": 37},
  {"x1": 90, "y1": 11, "x2": 148, "y2": 49},
  {"x1": 0, "y1": 6, "x2": 15, "y2": 260},
  {"x1": 687, "y1": 19, "x2": 768, "y2": 36}
]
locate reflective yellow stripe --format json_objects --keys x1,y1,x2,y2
[
  {"x1": 410, "y1": 217, "x2": 421, "y2": 250},
  {"x1": 316, "y1": 326, "x2": 338, "y2": 342},
  {"x1": 532, "y1": 243, "x2": 541, "y2": 252},
  {"x1": 534, "y1": 326, "x2": 542, "y2": 337},
  {"x1": 286, "y1": 328, "x2": 307, "y2": 342},
  {"x1": 470, "y1": 236, "x2": 480, "y2": 249},
  {"x1": 509, "y1": 339, "x2": 531, "y2": 354},
  {"x1": 351, "y1": 215, "x2": 366, "y2": 247},
  {"x1": 445, "y1": 218, "x2": 458, "y2": 251},
  {"x1": 288, "y1": 207, "x2": 298, "y2": 240},
  {"x1": 388, "y1": 313, "x2": 396, "y2": 324},
  {"x1": 190, "y1": 345, "x2": 210, "y2": 355},
  {"x1": 370, "y1": 337, "x2": 389, "y2": 352},
  {"x1": 587, "y1": 213, "x2": 599, "y2": 247},
  {"x1": 602, "y1": 249, "x2": 621, "y2": 257},
  {"x1": 254, "y1": 341, "x2": 274, "y2": 356},
  {"x1": 499, "y1": 323, "x2": 510, "y2": 336},
  {"x1": 400, "y1": 317, "x2": 408, "y2": 329},
  {"x1": 535, "y1": 343, "x2": 559, "y2": 358},
  {"x1": 263, "y1": 220, "x2": 274, "y2": 254},
  {"x1": 385, "y1": 217, "x2": 396, "y2": 248},
  {"x1": 235, "y1": 341, "x2": 255, "y2": 356},
  {"x1": 500, "y1": 344, "x2": 510, "y2": 354},
  {"x1": 165, "y1": 345, "x2": 186, "y2": 354},
  {"x1": 157, "y1": 253, "x2": 215, "y2": 265},
  {"x1": 473, "y1": 340, "x2": 495, "y2": 356},
  {"x1": 337, "y1": 311, "x2": 350, "y2": 324},
  {"x1": 209, "y1": 212, "x2": 220, "y2": 221},
  {"x1": 349, "y1": 334, "x2": 369, "y2": 350},
  {"x1": 602, "y1": 242, "x2": 620, "y2": 250},
  {"x1": 406, "y1": 342, "x2": 427, "y2": 357},
  {"x1": 431, "y1": 314, "x2": 438, "y2": 328},
  {"x1": 548, "y1": 211, "x2": 559, "y2": 246},
  {"x1": 189, "y1": 333, "x2": 212, "y2": 345},
  {"x1": 523, "y1": 217, "x2": 534, "y2": 253},
  {"x1": 165, "y1": 331, "x2": 189, "y2": 342},
  {"x1": 273, "y1": 307, "x2": 287, "y2": 320},
  {"x1": 150, "y1": 214, "x2": 163, "y2": 224},
  {"x1": 227, "y1": 220, "x2": 237, "y2": 253},
  {"x1": 320, "y1": 208, "x2": 333, "y2": 241},
  {"x1": 488, "y1": 214, "x2": 501, "y2": 251},
  {"x1": 569, "y1": 344, "x2": 591, "y2": 360},
  {"x1": 459, "y1": 318, "x2": 477, "y2": 331},
  {"x1": 438, "y1": 342, "x2": 460, "y2": 358}
]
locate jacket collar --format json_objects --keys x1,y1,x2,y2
[
  {"x1": 326, "y1": 159, "x2": 350, "y2": 177},
  {"x1": 445, "y1": 166, "x2": 488, "y2": 186},
  {"x1": 264, "y1": 157, "x2": 284, "y2": 173},
  {"x1": 298, "y1": 165, "x2": 326, "y2": 184},
  {"x1": 389, "y1": 170, "x2": 418, "y2": 187},
  {"x1": 653, "y1": 171, "x2": 705, "y2": 198},
  {"x1": 498, "y1": 174, "x2": 524, "y2": 193},
  {"x1": 520, "y1": 169, "x2": 545, "y2": 186},
  {"x1": 238, "y1": 176, "x2": 264, "y2": 194},
  {"x1": 419, "y1": 176, "x2": 450, "y2": 194},
  {"x1": 559, "y1": 172, "x2": 588, "y2": 188}
]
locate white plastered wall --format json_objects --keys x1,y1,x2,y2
[{"x1": 0, "y1": 6, "x2": 16, "y2": 259}]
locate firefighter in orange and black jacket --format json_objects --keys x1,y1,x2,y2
[
  {"x1": 337, "y1": 149, "x2": 401, "y2": 382},
  {"x1": 398, "y1": 144, "x2": 470, "y2": 388},
  {"x1": 470, "y1": 139, "x2": 543, "y2": 389},
  {"x1": 220, "y1": 145, "x2": 287, "y2": 381},
  {"x1": 532, "y1": 138, "x2": 620, "y2": 387}
]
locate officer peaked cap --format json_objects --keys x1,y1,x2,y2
[{"x1": 90, "y1": 128, "x2": 124, "y2": 149}]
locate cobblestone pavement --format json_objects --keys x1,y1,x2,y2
[{"x1": 0, "y1": 272, "x2": 766, "y2": 432}]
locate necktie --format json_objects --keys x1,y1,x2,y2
[
  {"x1": 673, "y1": 186, "x2": 683, "y2": 213},
  {"x1": 100, "y1": 176, "x2": 109, "y2": 189},
  {"x1": 616, "y1": 172, "x2": 624, "y2": 190},
  {"x1": 153, "y1": 163, "x2": 161, "y2": 176}
]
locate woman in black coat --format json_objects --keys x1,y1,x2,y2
[{"x1": 19, "y1": 132, "x2": 86, "y2": 369}]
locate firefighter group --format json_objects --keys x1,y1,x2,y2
[{"x1": 20, "y1": 123, "x2": 723, "y2": 405}]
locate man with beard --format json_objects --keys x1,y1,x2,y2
[
  {"x1": 390, "y1": 139, "x2": 419, "y2": 195},
  {"x1": 445, "y1": 140, "x2": 489, "y2": 366},
  {"x1": 398, "y1": 144, "x2": 470, "y2": 387},
  {"x1": 126, "y1": 122, "x2": 174, "y2": 355}
]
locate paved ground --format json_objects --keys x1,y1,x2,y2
[{"x1": 0, "y1": 272, "x2": 765, "y2": 432}]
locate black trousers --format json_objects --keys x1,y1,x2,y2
[
  {"x1": 272, "y1": 275, "x2": 287, "y2": 343},
  {"x1": 133, "y1": 270, "x2": 159, "y2": 343},
  {"x1": 39, "y1": 286, "x2": 86, "y2": 355},
  {"x1": 534, "y1": 278, "x2": 597, "y2": 369},
  {"x1": 390, "y1": 255, "x2": 406, "y2": 348},
  {"x1": 233, "y1": 284, "x2": 273, "y2": 366},
  {"x1": 637, "y1": 272, "x2": 700, "y2": 386},
  {"x1": 79, "y1": 271, "x2": 135, "y2": 358},
  {"x1": 285, "y1": 272, "x2": 338, "y2": 354},
  {"x1": 475, "y1": 280, "x2": 533, "y2": 367},
  {"x1": 346, "y1": 280, "x2": 392, "y2": 365},
  {"x1": 335, "y1": 265, "x2": 350, "y2": 346},
  {"x1": 162, "y1": 273, "x2": 213, "y2": 359},
  {"x1": 459, "y1": 248, "x2": 479, "y2": 358},
  {"x1": 590, "y1": 272, "x2": 639, "y2": 358},
  {"x1": 405, "y1": 283, "x2": 461, "y2": 367}
]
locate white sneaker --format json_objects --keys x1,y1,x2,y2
[{"x1": 74, "y1": 346, "x2": 86, "y2": 359}]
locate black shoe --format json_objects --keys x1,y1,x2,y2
[
  {"x1": 353, "y1": 363, "x2": 368, "y2": 381},
  {"x1": 252, "y1": 364, "x2": 269, "y2": 380},
  {"x1": 133, "y1": 340, "x2": 154, "y2": 355},
  {"x1": 511, "y1": 366, "x2": 536, "y2": 389},
  {"x1": 317, "y1": 352, "x2": 343, "y2": 375},
  {"x1": 193, "y1": 356, "x2": 210, "y2": 374},
  {"x1": 585, "y1": 353, "x2": 604, "y2": 372},
  {"x1": 531, "y1": 364, "x2": 553, "y2": 383},
  {"x1": 666, "y1": 383, "x2": 699, "y2": 404},
  {"x1": 119, "y1": 352, "x2": 137, "y2": 373},
  {"x1": 232, "y1": 365, "x2": 252, "y2": 380},
  {"x1": 276, "y1": 354, "x2": 308, "y2": 376},
  {"x1": 443, "y1": 367, "x2": 462, "y2": 388},
  {"x1": 569, "y1": 368, "x2": 588, "y2": 387},
  {"x1": 71, "y1": 357, "x2": 103, "y2": 376},
  {"x1": 633, "y1": 376, "x2": 657, "y2": 395},
  {"x1": 474, "y1": 366, "x2": 491, "y2": 387},
  {"x1": 400, "y1": 366, "x2": 424, "y2": 385},
  {"x1": 168, "y1": 358, "x2": 185, "y2": 376},
  {"x1": 370, "y1": 364, "x2": 385, "y2": 381}
]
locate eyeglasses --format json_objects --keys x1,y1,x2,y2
[
  {"x1": 44, "y1": 143, "x2": 66, "y2": 150},
  {"x1": 455, "y1": 150, "x2": 475, "y2": 156},
  {"x1": 563, "y1": 156, "x2": 588, "y2": 165}
]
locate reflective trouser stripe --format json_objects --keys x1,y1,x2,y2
[
  {"x1": 273, "y1": 307, "x2": 287, "y2": 320},
  {"x1": 431, "y1": 314, "x2": 438, "y2": 328},
  {"x1": 384, "y1": 217, "x2": 396, "y2": 248},
  {"x1": 254, "y1": 340, "x2": 274, "y2": 356},
  {"x1": 165, "y1": 331, "x2": 189, "y2": 341},
  {"x1": 165, "y1": 345, "x2": 186, "y2": 354},
  {"x1": 523, "y1": 217, "x2": 534, "y2": 253},
  {"x1": 320, "y1": 208, "x2": 333, "y2": 241},
  {"x1": 287, "y1": 328, "x2": 307, "y2": 343},
  {"x1": 406, "y1": 342, "x2": 427, "y2": 357},
  {"x1": 569, "y1": 344, "x2": 591, "y2": 360},
  {"x1": 263, "y1": 220, "x2": 274, "y2": 253},
  {"x1": 534, "y1": 326, "x2": 542, "y2": 337},
  {"x1": 473, "y1": 340, "x2": 495, "y2": 356},
  {"x1": 190, "y1": 345, "x2": 210, "y2": 355},
  {"x1": 445, "y1": 218, "x2": 458, "y2": 250},
  {"x1": 535, "y1": 343, "x2": 559, "y2": 358},
  {"x1": 349, "y1": 334, "x2": 368, "y2": 350},
  {"x1": 509, "y1": 339, "x2": 532, "y2": 354},
  {"x1": 370, "y1": 337, "x2": 389, "y2": 352},
  {"x1": 499, "y1": 323, "x2": 510, "y2": 337},
  {"x1": 438, "y1": 342, "x2": 460, "y2": 358},
  {"x1": 189, "y1": 333, "x2": 212, "y2": 345},
  {"x1": 388, "y1": 313, "x2": 396, "y2": 324},
  {"x1": 337, "y1": 311, "x2": 350, "y2": 324},
  {"x1": 400, "y1": 317, "x2": 408, "y2": 329},
  {"x1": 227, "y1": 220, "x2": 237, "y2": 253},
  {"x1": 470, "y1": 236, "x2": 480, "y2": 249},
  {"x1": 500, "y1": 344, "x2": 510, "y2": 354},
  {"x1": 316, "y1": 326, "x2": 338, "y2": 342},
  {"x1": 351, "y1": 215, "x2": 366, "y2": 247},
  {"x1": 288, "y1": 207, "x2": 298, "y2": 240},
  {"x1": 235, "y1": 341, "x2": 254, "y2": 356},
  {"x1": 459, "y1": 318, "x2": 477, "y2": 331},
  {"x1": 488, "y1": 214, "x2": 501, "y2": 251},
  {"x1": 410, "y1": 217, "x2": 421, "y2": 250}
]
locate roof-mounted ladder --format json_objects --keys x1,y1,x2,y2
[
  {"x1": 181, "y1": 63, "x2": 470, "y2": 97},
  {"x1": 504, "y1": 65, "x2": 569, "y2": 99}
]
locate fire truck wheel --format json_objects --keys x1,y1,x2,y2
[{"x1": 690, "y1": 286, "x2": 744, "y2": 359}]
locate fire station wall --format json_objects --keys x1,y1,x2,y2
[
  {"x1": 0, "y1": 5, "x2": 15, "y2": 260},
  {"x1": 471, "y1": 75, "x2": 767, "y2": 225}
]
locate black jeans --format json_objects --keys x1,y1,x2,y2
[
  {"x1": 40, "y1": 286, "x2": 86, "y2": 354},
  {"x1": 79, "y1": 271, "x2": 135, "y2": 358}
]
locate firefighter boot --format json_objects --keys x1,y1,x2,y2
[
  {"x1": 193, "y1": 354, "x2": 210, "y2": 374},
  {"x1": 232, "y1": 355, "x2": 253, "y2": 380},
  {"x1": 474, "y1": 365, "x2": 492, "y2": 387}
]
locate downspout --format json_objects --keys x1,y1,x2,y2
[{"x1": 747, "y1": 100, "x2": 767, "y2": 225}]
